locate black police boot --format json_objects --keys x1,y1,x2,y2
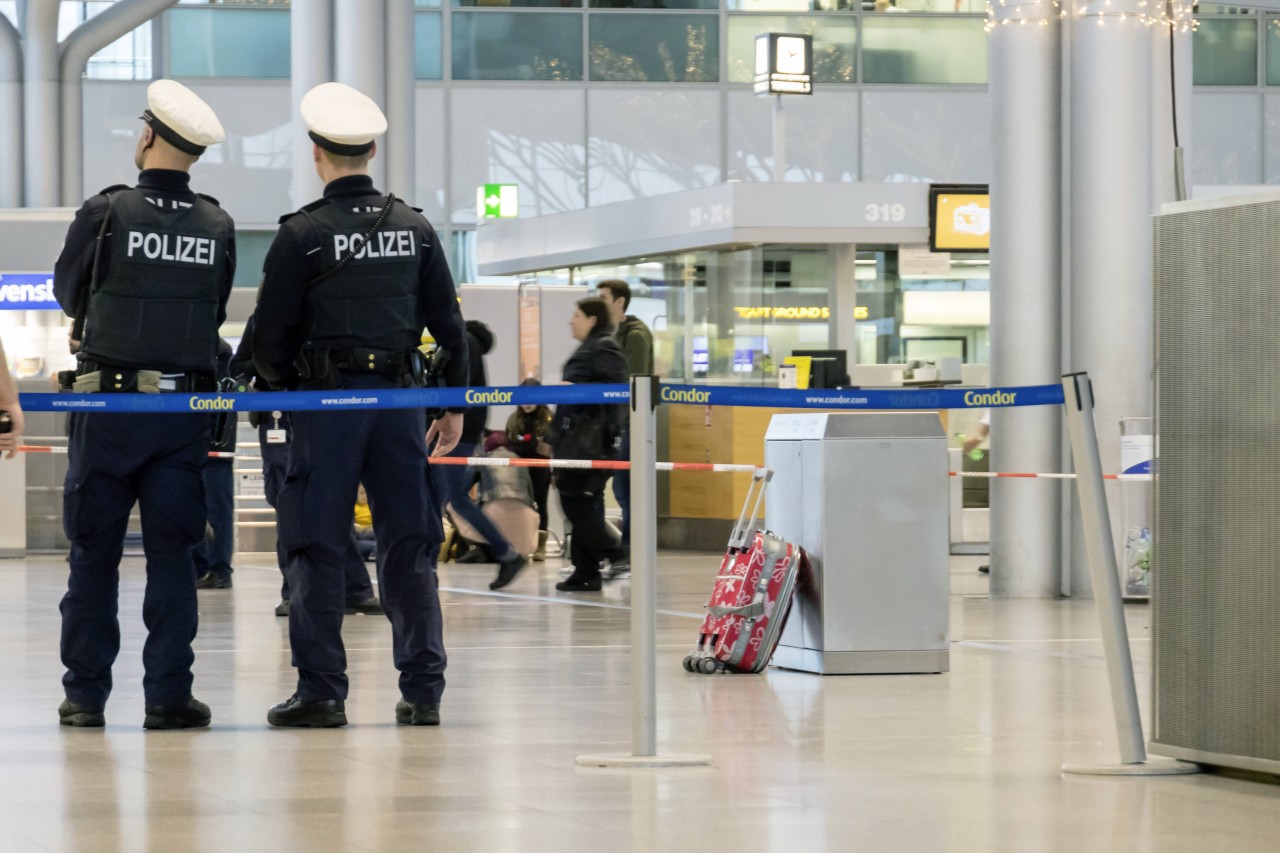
[
  {"x1": 58, "y1": 699, "x2": 105, "y2": 728},
  {"x1": 196, "y1": 572, "x2": 232, "y2": 590},
  {"x1": 395, "y1": 699, "x2": 441, "y2": 727},
  {"x1": 143, "y1": 696, "x2": 211, "y2": 730},
  {"x1": 489, "y1": 554, "x2": 528, "y2": 591},
  {"x1": 274, "y1": 599, "x2": 290, "y2": 617},
  {"x1": 344, "y1": 596, "x2": 384, "y2": 616},
  {"x1": 267, "y1": 694, "x2": 347, "y2": 728}
]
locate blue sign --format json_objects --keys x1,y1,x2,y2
[{"x1": 0, "y1": 273, "x2": 59, "y2": 310}]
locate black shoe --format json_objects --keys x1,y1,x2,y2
[
  {"x1": 345, "y1": 596, "x2": 383, "y2": 615},
  {"x1": 489, "y1": 554, "x2": 528, "y2": 591},
  {"x1": 556, "y1": 574, "x2": 602, "y2": 593},
  {"x1": 58, "y1": 699, "x2": 105, "y2": 728},
  {"x1": 196, "y1": 572, "x2": 232, "y2": 590},
  {"x1": 274, "y1": 599, "x2": 290, "y2": 617},
  {"x1": 143, "y1": 696, "x2": 211, "y2": 730},
  {"x1": 395, "y1": 699, "x2": 441, "y2": 727},
  {"x1": 267, "y1": 694, "x2": 347, "y2": 728},
  {"x1": 978, "y1": 564, "x2": 990, "y2": 575}
]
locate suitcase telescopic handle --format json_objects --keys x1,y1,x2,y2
[{"x1": 728, "y1": 468, "x2": 773, "y2": 552}]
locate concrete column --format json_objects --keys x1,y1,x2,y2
[
  {"x1": 1069, "y1": 0, "x2": 1153, "y2": 597},
  {"x1": 334, "y1": 0, "x2": 386, "y2": 188},
  {"x1": 0, "y1": 14, "x2": 21, "y2": 208},
  {"x1": 988, "y1": 0, "x2": 1062, "y2": 598},
  {"x1": 827, "y1": 243, "x2": 858, "y2": 361},
  {"x1": 291, "y1": 0, "x2": 333, "y2": 207},
  {"x1": 384, "y1": 0, "x2": 416, "y2": 201},
  {"x1": 60, "y1": 0, "x2": 180, "y2": 207},
  {"x1": 21, "y1": 0, "x2": 60, "y2": 206}
]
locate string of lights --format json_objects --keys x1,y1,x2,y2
[{"x1": 985, "y1": 0, "x2": 1197, "y2": 32}]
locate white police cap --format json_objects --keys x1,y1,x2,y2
[
  {"x1": 141, "y1": 80, "x2": 225, "y2": 156},
  {"x1": 302, "y1": 82, "x2": 387, "y2": 156}
]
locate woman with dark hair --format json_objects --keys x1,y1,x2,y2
[
  {"x1": 505, "y1": 378, "x2": 554, "y2": 560},
  {"x1": 537, "y1": 297, "x2": 627, "y2": 592}
]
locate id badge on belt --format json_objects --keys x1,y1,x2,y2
[{"x1": 266, "y1": 411, "x2": 287, "y2": 444}]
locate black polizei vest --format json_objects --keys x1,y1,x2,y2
[
  {"x1": 297, "y1": 196, "x2": 425, "y2": 353},
  {"x1": 82, "y1": 187, "x2": 228, "y2": 373}
]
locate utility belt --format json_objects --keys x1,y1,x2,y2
[
  {"x1": 294, "y1": 346, "x2": 426, "y2": 390},
  {"x1": 60, "y1": 362, "x2": 215, "y2": 394}
]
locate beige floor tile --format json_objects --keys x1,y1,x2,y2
[{"x1": 0, "y1": 552, "x2": 1274, "y2": 853}]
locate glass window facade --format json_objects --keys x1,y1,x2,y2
[
  {"x1": 589, "y1": 14, "x2": 720, "y2": 82},
  {"x1": 415, "y1": 12, "x2": 444, "y2": 80},
  {"x1": 727, "y1": 15, "x2": 857, "y2": 84},
  {"x1": 452, "y1": 11, "x2": 584, "y2": 81},
  {"x1": 168, "y1": 8, "x2": 291, "y2": 78},
  {"x1": 1194, "y1": 18, "x2": 1258, "y2": 85},
  {"x1": 861, "y1": 16, "x2": 987, "y2": 85},
  {"x1": 1268, "y1": 18, "x2": 1280, "y2": 86}
]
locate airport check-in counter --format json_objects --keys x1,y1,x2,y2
[{"x1": 764, "y1": 413, "x2": 950, "y2": 675}]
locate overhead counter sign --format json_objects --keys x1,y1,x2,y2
[
  {"x1": 754, "y1": 33, "x2": 813, "y2": 96},
  {"x1": 929, "y1": 184, "x2": 990, "y2": 252},
  {"x1": 0, "y1": 273, "x2": 59, "y2": 310}
]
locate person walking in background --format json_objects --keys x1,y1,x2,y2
[
  {"x1": 447, "y1": 320, "x2": 529, "y2": 591},
  {"x1": 505, "y1": 378, "x2": 553, "y2": 561},
  {"x1": 546, "y1": 298, "x2": 628, "y2": 593},
  {"x1": 0, "y1": 338, "x2": 25, "y2": 459},
  {"x1": 595, "y1": 280, "x2": 653, "y2": 577}
]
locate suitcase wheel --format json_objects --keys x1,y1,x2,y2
[
  {"x1": 698, "y1": 658, "x2": 721, "y2": 675},
  {"x1": 682, "y1": 655, "x2": 696, "y2": 673}
]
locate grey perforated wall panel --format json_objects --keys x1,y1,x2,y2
[{"x1": 1151, "y1": 197, "x2": 1280, "y2": 774}]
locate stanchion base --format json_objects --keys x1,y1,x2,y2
[
  {"x1": 575, "y1": 753, "x2": 712, "y2": 769},
  {"x1": 1062, "y1": 760, "x2": 1201, "y2": 777}
]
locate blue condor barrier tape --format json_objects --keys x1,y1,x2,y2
[
  {"x1": 16, "y1": 382, "x2": 1064, "y2": 414},
  {"x1": 656, "y1": 383, "x2": 1066, "y2": 410},
  {"x1": 17, "y1": 384, "x2": 632, "y2": 414}
]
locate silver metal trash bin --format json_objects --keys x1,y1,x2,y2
[{"x1": 764, "y1": 413, "x2": 950, "y2": 675}]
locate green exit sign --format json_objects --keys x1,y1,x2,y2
[{"x1": 476, "y1": 184, "x2": 519, "y2": 219}]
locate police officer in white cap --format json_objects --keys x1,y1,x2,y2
[
  {"x1": 253, "y1": 82, "x2": 468, "y2": 728},
  {"x1": 53, "y1": 80, "x2": 236, "y2": 729}
]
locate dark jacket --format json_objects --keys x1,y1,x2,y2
[
  {"x1": 251, "y1": 175, "x2": 468, "y2": 396},
  {"x1": 463, "y1": 320, "x2": 494, "y2": 444},
  {"x1": 615, "y1": 315, "x2": 654, "y2": 376},
  {"x1": 505, "y1": 406, "x2": 552, "y2": 459},
  {"x1": 550, "y1": 329, "x2": 628, "y2": 459}
]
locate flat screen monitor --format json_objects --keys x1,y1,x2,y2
[
  {"x1": 791, "y1": 349, "x2": 849, "y2": 389},
  {"x1": 929, "y1": 183, "x2": 990, "y2": 253}
]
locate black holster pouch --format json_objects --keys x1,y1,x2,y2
[
  {"x1": 422, "y1": 347, "x2": 452, "y2": 419},
  {"x1": 57, "y1": 370, "x2": 77, "y2": 392},
  {"x1": 295, "y1": 347, "x2": 342, "y2": 391}
]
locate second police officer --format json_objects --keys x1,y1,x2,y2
[
  {"x1": 54, "y1": 81, "x2": 236, "y2": 729},
  {"x1": 252, "y1": 83, "x2": 469, "y2": 728}
]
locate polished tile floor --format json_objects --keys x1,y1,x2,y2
[{"x1": 0, "y1": 549, "x2": 1275, "y2": 853}]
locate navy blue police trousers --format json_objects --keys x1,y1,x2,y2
[
  {"x1": 60, "y1": 411, "x2": 210, "y2": 709},
  {"x1": 275, "y1": 377, "x2": 446, "y2": 704}
]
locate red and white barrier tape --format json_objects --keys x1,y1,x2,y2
[{"x1": 10, "y1": 446, "x2": 1153, "y2": 481}]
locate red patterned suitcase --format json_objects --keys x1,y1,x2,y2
[{"x1": 684, "y1": 470, "x2": 806, "y2": 675}]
